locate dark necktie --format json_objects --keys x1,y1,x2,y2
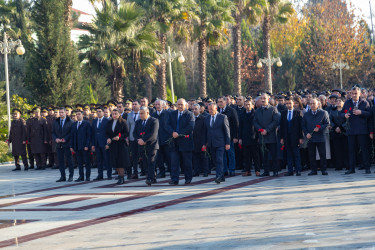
[
  {"x1": 98, "y1": 119, "x2": 101, "y2": 128},
  {"x1": 288, "y1": 111, "x2": 292, "y2": 121},
  {"x1": 134, "y1": 113, "x2": 138, "y2": 121},
  {"x1": 210, "y1": 116, "x2": 215, "y2": 127},
  {"x1": 177, "y1": 112, "x2": 182, "y2": 132}
]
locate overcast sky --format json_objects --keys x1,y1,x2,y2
[{"x1": 72, "y1": 0, "x2": 373, "y2": 25}]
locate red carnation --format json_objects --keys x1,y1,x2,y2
[
  {"x1": 118, "y1": 133, "x2": 121, "y2": 138},
  {"x1": 349, "y1": 107, "x2": 352, "y2": 111},
  {"x1": 316, "y1": 125, "x2": 321, "y2": 128},
  {"x1": 238, "y1": 144, "x2": 243, "y2": 150},
  {"x1": 280, "y1": 145, "x2": 285, "y2": 150},
  {"x1": 258, "y1": 129, "x2": 264, "y2": 132},
  {"x1": 185, "y1": 135, "x2": 190, "y2": 138},
  {"x1": 201, "y1": 147, "x2": 205, "y2": 152},
  {"x1": 344, "y1": 110, "x2": 348, "y2": 113}
]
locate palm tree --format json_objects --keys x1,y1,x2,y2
[
  {"x1": 232, "y1": 0, "x2": 264, "y2": 95},
  {"x1": 193, "y1": 0, "x2": 235, "y2": 97},
  {"x1": 250, "y1": 0, "x2": 294, "y2": 93},
  {"x1": 78, "y1": 0, "x2": 160, "y2": 101}
]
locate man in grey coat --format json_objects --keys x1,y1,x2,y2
[
  {"x1": 126, "y1": 100, "x2": 141, "y2": 179},
  {"x1": 302, "y1": 98, "x2": 330, "y2": 176},
  {"x1": 254, "y1": 93, "x2": 280, "y2": 177}
]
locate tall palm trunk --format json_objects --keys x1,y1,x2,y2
[
  {"x1": 145, "y1": 74, "x2": 152, "y2": 101},
  {"x1": 157, "y1": 33, "x2": 167, "y2": 99},
  {"x1": 64, "y1": 0, "x2": 73, "y2": 36},
  {"x1": 198, "y1": 38, "x2": 207, "y2": 97},
  {"x1": 233, "y1": 11, "x2": 242, "y2": 95},
  {"x1": 112, "y1": 66, "x2": 124, "y2": 102},
  {"x1": 262, "y1": 15, "x2": 272, "y2": 93}
]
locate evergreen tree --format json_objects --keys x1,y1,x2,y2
[{"x1": 25, "y1": 0, "x2": 81, "y2": 106}]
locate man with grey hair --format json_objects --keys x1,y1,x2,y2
[
  {"x1": 167, "y1": 98, "x2": 195, "y2": 185},
  {"x1": 152, "y1": 99, "x2": 171, "y2": 178}
]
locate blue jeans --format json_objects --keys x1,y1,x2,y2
[
  {"x1": 286, "y1": 146, "x2": 301, "y2": 173},
  {"x1": 223, "y1": 141, "x2": 236, "y2": 173}
]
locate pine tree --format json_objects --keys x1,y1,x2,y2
[{"x1": 25, "y1": 0, "x2": 80, "y2": 106}]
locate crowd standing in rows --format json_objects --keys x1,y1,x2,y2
[{"x1": 8, "y1": 86, "x2": 375, "y2": 185}]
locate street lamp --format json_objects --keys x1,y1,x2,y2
[
  {"x1": 155, "y1": 46, "x2": 185, "y2": 104},
  {"x1": 332, "y1": 59, "x2": 349, "y2": 90},
  {"x1": 0, "y1": 32, "x2": 25, "y2": 137},
  {"x1": 257, "y1": 57, "x2": 282, "y2": 94}
]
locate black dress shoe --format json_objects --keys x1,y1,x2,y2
[
  {"x1": 168, "y1": 180, "x2": 178, "y2": 185},
  {"x1": 335, "y1": 168, "x2": 342, "y2": 171},
  {"x1": 273, "y1": 172, "x2": 279, "y2": 177},
  {"x1": 345, "y1": 170, "x2": 355, "y2": 174},
  {"x1": 116, "y1": 176, "x2": 125, "y2": 185},
  {"x1": 185, "y1": 180, "x2": 192, "y2": 184},
  {"x1": 203, "y1": 174, "x2": 208, "y2": 177},
  {"x1": 220, "y1": 177, "x2": 225, "y2": 182},
  {"x1": 308, "y1": 171, "x2": 318, "y2": 176},
  {"x1": 68, "y1": 177, "x2": 73, "y2": 182},
  {"x1": 229, "y1": 172, "x2": 235, "y2": 176},
  {"x1": 107, "y1": 177, "x2": 112, "y2": 180},
  {"x1": 24, "y1": 167, "x2": 29, "y2": 171},
  {"x1": 260, "y1": 172, "x2": 270, "y2": 177},
  {"x1": 157, "y1": 173, "x2": 166, "y2": 178},
  {"x1": 131, "y1": 174, "x2": 139, "y2": 179},
  {"x1": 12, "y1": 167, "x2": 21, "y2": 171},
  {"x1": 321, "y1": 171, "x2": 328, "y2": 175},
  {"x1": 85, "y1": 178, "x2": 90, "y2": 181},
  {"x1": 192, "y1": 174, "x2": 199, "y2": 177},
  {"x1": 296, "y1": 172, "x2": 301, "y2": 176},
  {"x1": 284, "y1": 172, "x2": 294, "y2": 176},
  {"x1": 56, "y1": 178, "x2": 66, "y2": 182},
  {"x1": 214, "y1": 178, "x2": 221, "y2": 184},
  {"x1": 365, "y1": 170, "x2": 371, "y2": 174},
  {"x1": 29, "y1": 166, "x2": 34, "y2": 169},
  {"x1": 145, "y1": 179, "x2": 152, "y2": 186},
  {"x1": 93, "y1": 176, "x2": 103, "y2": 181},
  {"x1": 75, "y1": 177, "x2": 84, "y2": 182}
]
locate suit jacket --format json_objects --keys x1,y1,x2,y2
[
  {"x1": 279, "y1": 109, "x2": 303, "y2": 147},
  {"x1": 340, "y1": 98, "x2": 371, "y2": 135},
  {"x1": 28, "y1": 117, "x2": 49, "y2": 154},
  {"x1": 52, "y1": 117, "x2": 74, "y2": 149},
  {"x1": 167, "y1": 109, "x2": 195, "y2": 152},
  {"x1": 70, "y1": 120, "x2": 92, "y2": 151},
  {"x1": 193, "y1": 114, "x2": 206, "y2": 152},
  {"x1": 126, "y1": 111, "x2": 141, "y2": 141},
  {"x1": 151, "y1": 110, "x2": 170, "y2": 145},
  {"x1": 220, "y1": 105, "x2": 239, "y2": 140},
  {"x1": 91, "y1": 117, "x2": 110, "y2": 148},
  {"x1": 302, "y1": 109, "x2": 330, "y2": 142},
  {"x1": 204, "y1": 113, "x2": 230, "y2": 148},
  {"x1": 9, "y1": 119, "x2": 27, "y2": 156},
  {"x1": 253, "y1": 105, "x2": 280, "y2": 144},
  {"x1": 239, "y1": 110, "x2": 257, "y2": 146},
  {"x1": 133, "y1": 117, "x2": 159, "y2": 151}
]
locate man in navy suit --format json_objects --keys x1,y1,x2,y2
[
  {"x1": 280, "y1": 98, "x2": 304, "y2": 176},
  {"x1": 134, "y1": 107, "x2": 159, "y2": 186},
  {"x1": 70, "y1": 110, "x2": 92, "y2": 181},
  {"x1": 342, "y1": 86, "x2": 372, "y2": 174},
  {"x1": 167, "y1": 98, "x2": 195, "y2": 185},
  {"x1": 203, "y1": 102, "x2": 230, "y2": 184},
  {"x1": 151, "y1": 99, "x2": 171, "y2": 178},
  {"x1": 52, "y1": 107, "x2": 74, "y2": 182},
  {"x1": 91, "y1": 106, "x2": 110, "y2": 180},
  {"x1": 192, "y1": 103, "x2": 209, "y2": 177}
]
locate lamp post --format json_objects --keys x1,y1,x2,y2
[
  {"x1": 332, "y1": 59, "x2": 349, "y2": 90},
  {"x1": 0, "y1": 32, "x2": 25, "y2": 136},
  {"x1": 257, "y1": 57, "x2": 282, "y2": 94},
  {"x1": 155, "y1": 46, "x2": 185, "y2": 104}
]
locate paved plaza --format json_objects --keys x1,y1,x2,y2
[{"x1": 0, "y1": 164, "x2": 375, "y2": 249}]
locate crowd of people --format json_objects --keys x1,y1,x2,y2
[{"x1": 7, "y1": 86, "x2": 375, "y2": 185}]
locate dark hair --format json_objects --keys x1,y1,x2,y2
[
  {"x1": 96, "y1": 106, "x2": 103, "y2": 112},
  {"x1": 59, "y1": 107, "x2": 66, "y2": 111},
  {"x1": 293, "y1": 96, "x2": 303, "y2": 110}
]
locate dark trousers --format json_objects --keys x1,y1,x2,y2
[
  {"x1": 34, "y1": 153, "x2": 46, "y2": 167},
  {"x1": 332, "y1": 134, "x2": 348, "y2": 170},
  {"x1": 14, "y1": 155, "x2": 28, "y2": 167},
  {"x1": 348, "y1": 134, "x2": 370, "y2": 171},
  {"x1": 286, "y1": 145, "x2": 301, "y2": 173},
  {"x1": 57, "y1": 147, "x2": 74, "y2": 178},
  {"x1": 243, "y1": 145, "x2": 260, "y2": 172},
  {"x1": 208, "y1": 146, "x2": 225, "y2": 179},
  {"x1": 129, "y1": 140, "x2": 139, "y2": 175},
  {"x1": 170, "y1": 150, "x2": 193, "y2": 182},
  {"x1": 156, "y1": 144, "x2": 171, "y2": 175},
  {"x1": 96, "y1": 146, "x2": 110, "y2": 178},
  {"x1": 261, "y1": 143, "x2": 278, "y2": 173},
  {"x1": 76, "y1": 149, "x2": 91, "y2": 179},
  {"x1": 192, "y1": 151, "x2": 209, "y2": 175},
  {"x1": 27, "y1": 144, "x2": 34, "y2": 167},
  {"x1": 234, "y1": 142, "x2": 243, "y2": 170},
  {"x1": 308, "y1": 141, "x2": 326, "y2": 172},
  {"x1": 140, "y1": 147, "x2": 157, "y2": 181}
]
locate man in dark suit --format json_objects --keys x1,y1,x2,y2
[
  {"x1": 343, "y1": 86, "x2": 372, "y2": 174},
  {"x1": 134, "y1": 107, "x2": 159, "y2": 185},
  {"x1": 254, "y1": 93, "x2": 280, "y2": 177},
  {"x1": 151, "y1": 99, "x2": 171, "y2": 178},
  {"x1": 239, "y1": 99, "x2": 260, "y2": 176},
  {"x1": 234, "y1": 96, "x2": 245, "y2": 171},
  {"x1": 70, "y1": 110, "x2": 92, "y2": 181},
  {"x1": 192, "y1": 103, "x2": 209, "y2": 177},
  {"x1": 280, "y1": 98, "x2": 304, "y2": 176},
  {"x1": 302, "y1": 98, "x2": 330, "y2": 176},
  {"x1": 127, "y1": 100, "x2": 141, "y2": 178},
  {"x1": 92, "y1": 106, "x2": 111, "y2": 180},
  {"x1": 203, "y1": 102, "x2": 230, "y2": 184},
  {"x1": 217, "y1": 96, "x2": 239, "y2": 176},
  {"x1": 52, "y1": 107, "x2": 74, "y2": 182},
  {"x1": 167, "y1": 98, "x2": 195, "y2": 185}
]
